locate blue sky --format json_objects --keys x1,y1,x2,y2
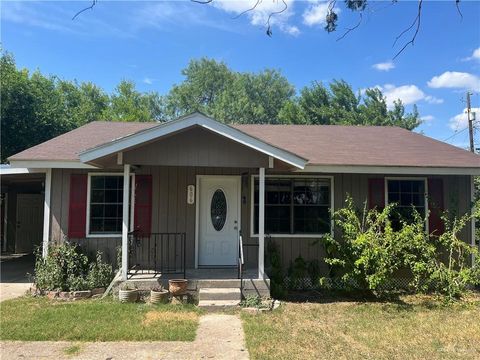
[{"x1": 2, "y1": 0, "x2": 479, "y2": 148}]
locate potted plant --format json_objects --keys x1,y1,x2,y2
[
  {"x1": 150, "y1": 286, "x2": 169, "y2": 304},
  {"x1": 168, "y1": 279, "x2": 188, "y2": 296},
  {"x1": 118, "y1": 283, "x2": 138, "y2": 303}
]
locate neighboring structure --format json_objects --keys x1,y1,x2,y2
[{"x1": 2, "y1": 113, "x2": 479, "y2": 297}]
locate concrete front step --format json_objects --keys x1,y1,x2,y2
[
  {"x1": 196, "y1": 279, "x2": 241, "y2": 288},
  {"x1": 199, "y1": 288, "x2": 241, "y2": 301},
  {"x1": 198, "y1": 299, "x2": 241, "y2": 310}
]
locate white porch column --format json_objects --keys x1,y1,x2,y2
[
  {"x1": 42, "y1": 168, "x2": 52, "y2": 258},
  {"x1": 258, "y1": 167, "x2": 265, "y2": 279},
  {"x1": 122, "y1": 164, "x2": 131, "y2": 280}
]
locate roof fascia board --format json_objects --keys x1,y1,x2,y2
[
  {"x1": 0, "y1": 167, "x2": 47, "y2": 175},
  {"x1": 9, "y1": 160, "x2": 97, "y2": 169},
  {"x1": 297, "y1": 165, "x2": 480, "y2": 175},
  {"x1": 79, "y1": 114, "x2": 307, "y2": 169}
]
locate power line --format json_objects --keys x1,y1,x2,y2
[{"x1": 443, "y1": 126, "x2": 469, "y2": 142}]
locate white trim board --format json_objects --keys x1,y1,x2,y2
[
  {"x1": 79, "y1": 113, "x2": 308, "y2": 169},
  {"x1": 8, "y1": 160, "x2": 97, "y2": 169},
  {"x1": 298, "y1": 165, "x2": 480, "y2": 175}
]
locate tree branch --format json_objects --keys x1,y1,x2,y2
[
  {"x1": 72, "y1": 0, "x2": 97, "y2": 21},
  {"x1": 190, "y1": 0, "x2": 214, "y2": 3},
  {"x1": 392, "y1": 0, "x2": 423, "y2": 59},
  {"x1": 232, "y1": 0, "x2": 263, "y2": 20},
  {"x1": 336, "y1": 13, "x2": 363, "y2": 41},
  {"x1": 266, "y1": 0, "x2": 288, "y2": 37},
  {"x1": 455, "y1": 0, "x2": 463, "y2": 20}
]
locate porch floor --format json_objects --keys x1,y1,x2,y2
[{"x1": 127, "y1": 267, "x2": 260, "y2": 280}]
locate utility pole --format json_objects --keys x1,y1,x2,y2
[{"x1": 466, "y1": 91, "x2": 474, "y2": 153}]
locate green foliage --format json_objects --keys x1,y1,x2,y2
[
  {"x1": 322, "y1": 198, "x2": 408, "y2": 294},
  {"x1": 0, "y1": 52, "x2": 160, "y2": 161},
  {"x1": 161, "y1": 58, "x2": 420, "y2": 128},
  {"x1": 278, "y1": 81, "x2": 420, "y2": 129},
  {"x1": 34, "y1": 243, "x2": 113, "y2": 291},
  {"x1": 407, "y1": 207, "x2": 480, "y2": 300},
  {"x1": 323, "y1": 196, "x2": 480, "y2": 299},
  {"x1": 241, "y1": 294, "x2": 263, "y2": 308},
  {"x1": 266, "y1": 240, "x2": 287, "y2": 299}
]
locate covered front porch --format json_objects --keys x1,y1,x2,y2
[{"x1": 76, "y1": 114, "x2": 307, "y2": 284}]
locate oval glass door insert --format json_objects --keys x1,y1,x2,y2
[{"x1": 211, "y1": 189, "x2": 227, "y2": 231}]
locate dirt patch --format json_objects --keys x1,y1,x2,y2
[{"x1": 143, "y1": 310, "x2": 198, "y2": 326}]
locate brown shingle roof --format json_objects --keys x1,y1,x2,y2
[
  {"x1": 233, "y1": 124, "x2": 480, "y2": 168},
  {"x1": 8, "y1": 121, "x2": 480, "y2": 168},
  {"x1": 9, "y1": 121, "x2": 158, "y2": 161}
]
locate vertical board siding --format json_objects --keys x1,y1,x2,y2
[{"x1": 49, "y1": 169, "x2": 473, "y2": 271}]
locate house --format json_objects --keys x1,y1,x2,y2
[{"x1": 2, "y1": 112, "x2": 479, "y2": 299}]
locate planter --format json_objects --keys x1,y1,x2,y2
[
  {"x1": 118, "y1": 289, "x2": 138, "y2": 303},
  {"x1": 168, "y1": 279, "x2": 188, "y2": 296},
  {"x1": 150, "y1": 289, "x2": 169, "y2": 304}
]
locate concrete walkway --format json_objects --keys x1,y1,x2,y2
[
  {"x1": 0, "y1": 314, "x2": 249, "y2": 360},
  {"x1": 0, "y1": 254, "x2": 34, "y2": 302}
]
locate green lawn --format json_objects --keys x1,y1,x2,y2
[
  {"x1": 0, "y1": 296, "x2": 200, "y2": 342},
  {"x1": 242, "y1": 294, "x2": 480, "y2": 360}
]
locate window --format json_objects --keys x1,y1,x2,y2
[
  {"x1": 88, "y1": 175, "x2": 124, "y2": 235},
  {"x1": 253, "y1": 177, "x2": 332, "y2": 235},
  {"x1": 386, "y1": 179, "x2": 426, "y2": 229}
]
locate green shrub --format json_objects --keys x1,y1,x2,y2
[
  {"x1": 407, "y1": 207, "x2": 480, "y2": 300},
  {"x1": 322, "y1": 197, "x2": 409, "y2": 295},
  {"x1": 323, "y1": 196, "x2": 480, "y2": 300},
  {"x1": 34, "y1": 242, "x2": 113, "y2": 291},
  {"x1": 266, "y1": 240, "x2": 287, "y2": 299}
]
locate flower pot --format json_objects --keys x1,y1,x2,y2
[
  {"x1": 150, "y1": 289, "x2": 169, "y2": 304},
  {"x1": 168, "y1": 279, "x2": 188, "y2": 296},
  {"x1": 119, "y1": 289, "x2": 138, "y2": 303}
]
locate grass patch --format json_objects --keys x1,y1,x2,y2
[
  {"x1": 242, "y1": 294, "x2": 480, "y2": 360},
  {"x1": 63, "y1": 344, "x2": 82, "y2": 356},
  {"x1": 0, "y1": 296, "x2": 201, "y2": 342}
]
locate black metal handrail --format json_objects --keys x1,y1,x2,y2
[{"x1": 128, "y1": 232, "x2": 186, "y2": 278}]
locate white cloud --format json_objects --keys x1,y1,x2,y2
[
  {"x1": 143, "y1": 78, "x2": 153, "y2": 85},
  {"x1": 372, "y1": 61, "x2": 395, "y2": 72},
  {"x1": 303, "y1": 1, "x2": 340, "y2": 27},
  {"x1": 462, "y1": 47, "x2": 480, "y2": 61},
  {"x1": 425, "y1": 95, "x2": 444, "y2": 104},
  {"x1": 213, "y1": 0, "x2": 298, "y2": 35},
  {"x1": 420, "y1": 115, "x2": 434, "y2": 123},
  {"x1": 449, "y1": 107, "x2": 480, "y2": 130},
  {"x1": 427, "y1": 71, "x2": 480, "y2": 91},
  {"x1": 370, "y1": 84, "x2": 443, "y2": 108}
]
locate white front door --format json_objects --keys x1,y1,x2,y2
[{"x1": 198, "y1": 176, "x2": 240, "y2": 267}]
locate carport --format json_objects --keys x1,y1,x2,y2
[{"x1": 1, "y1": 166, "x2": 47, "y2": 254}]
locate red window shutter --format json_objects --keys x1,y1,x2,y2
[
  {"x1": 428, "y1": 178, "x2": 444, "y2": 236},
  {"x1": 134, "y1": 175, "x2": 152, "y2": 236},
  {"x1": 68, "y1": 174, "x2": 87, "y2": 238},
  {"x1": 368, "y1": 178, "x2": 385, "y2": 210}
]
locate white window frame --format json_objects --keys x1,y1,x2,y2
[
  {"x1": 384, "y1": 177, "x2": 429, "y2": 234},
  {"x1": 86, "y1": 172, "x2": 135, "y2": 238},
  {"x1": 250, "y1": 174, "x2": 334, "y2": 238}
]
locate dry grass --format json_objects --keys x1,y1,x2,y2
[
  {"x1": 142, "y1": 310, "x2": 199, "y2": 326},
  {"x1": 242, "y1": 294, "x2": 480, "y2": 360}
]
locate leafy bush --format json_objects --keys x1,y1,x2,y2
[
  {"x1": 322, "y1": 196, "x2": 480, "y2": 299},
  {"x1": 322, "y1": 197, "x2": 409, "y2": 295},
  {"x1": 266, "y1": 240, "x2": 287, "y2": 299},
  {"x1": 34, "y1": 242, "x2": 113, "y2": 291},
  {"x1": 406, "y1": 208, "x2": 480, "y2": 300}
]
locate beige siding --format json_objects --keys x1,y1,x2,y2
[
  {"x1": 49, "y1": 168, "x2": 473, "y2": 270},
  {"x1": 123, "y1": 127, "x2": 270, "y2": 168}
]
